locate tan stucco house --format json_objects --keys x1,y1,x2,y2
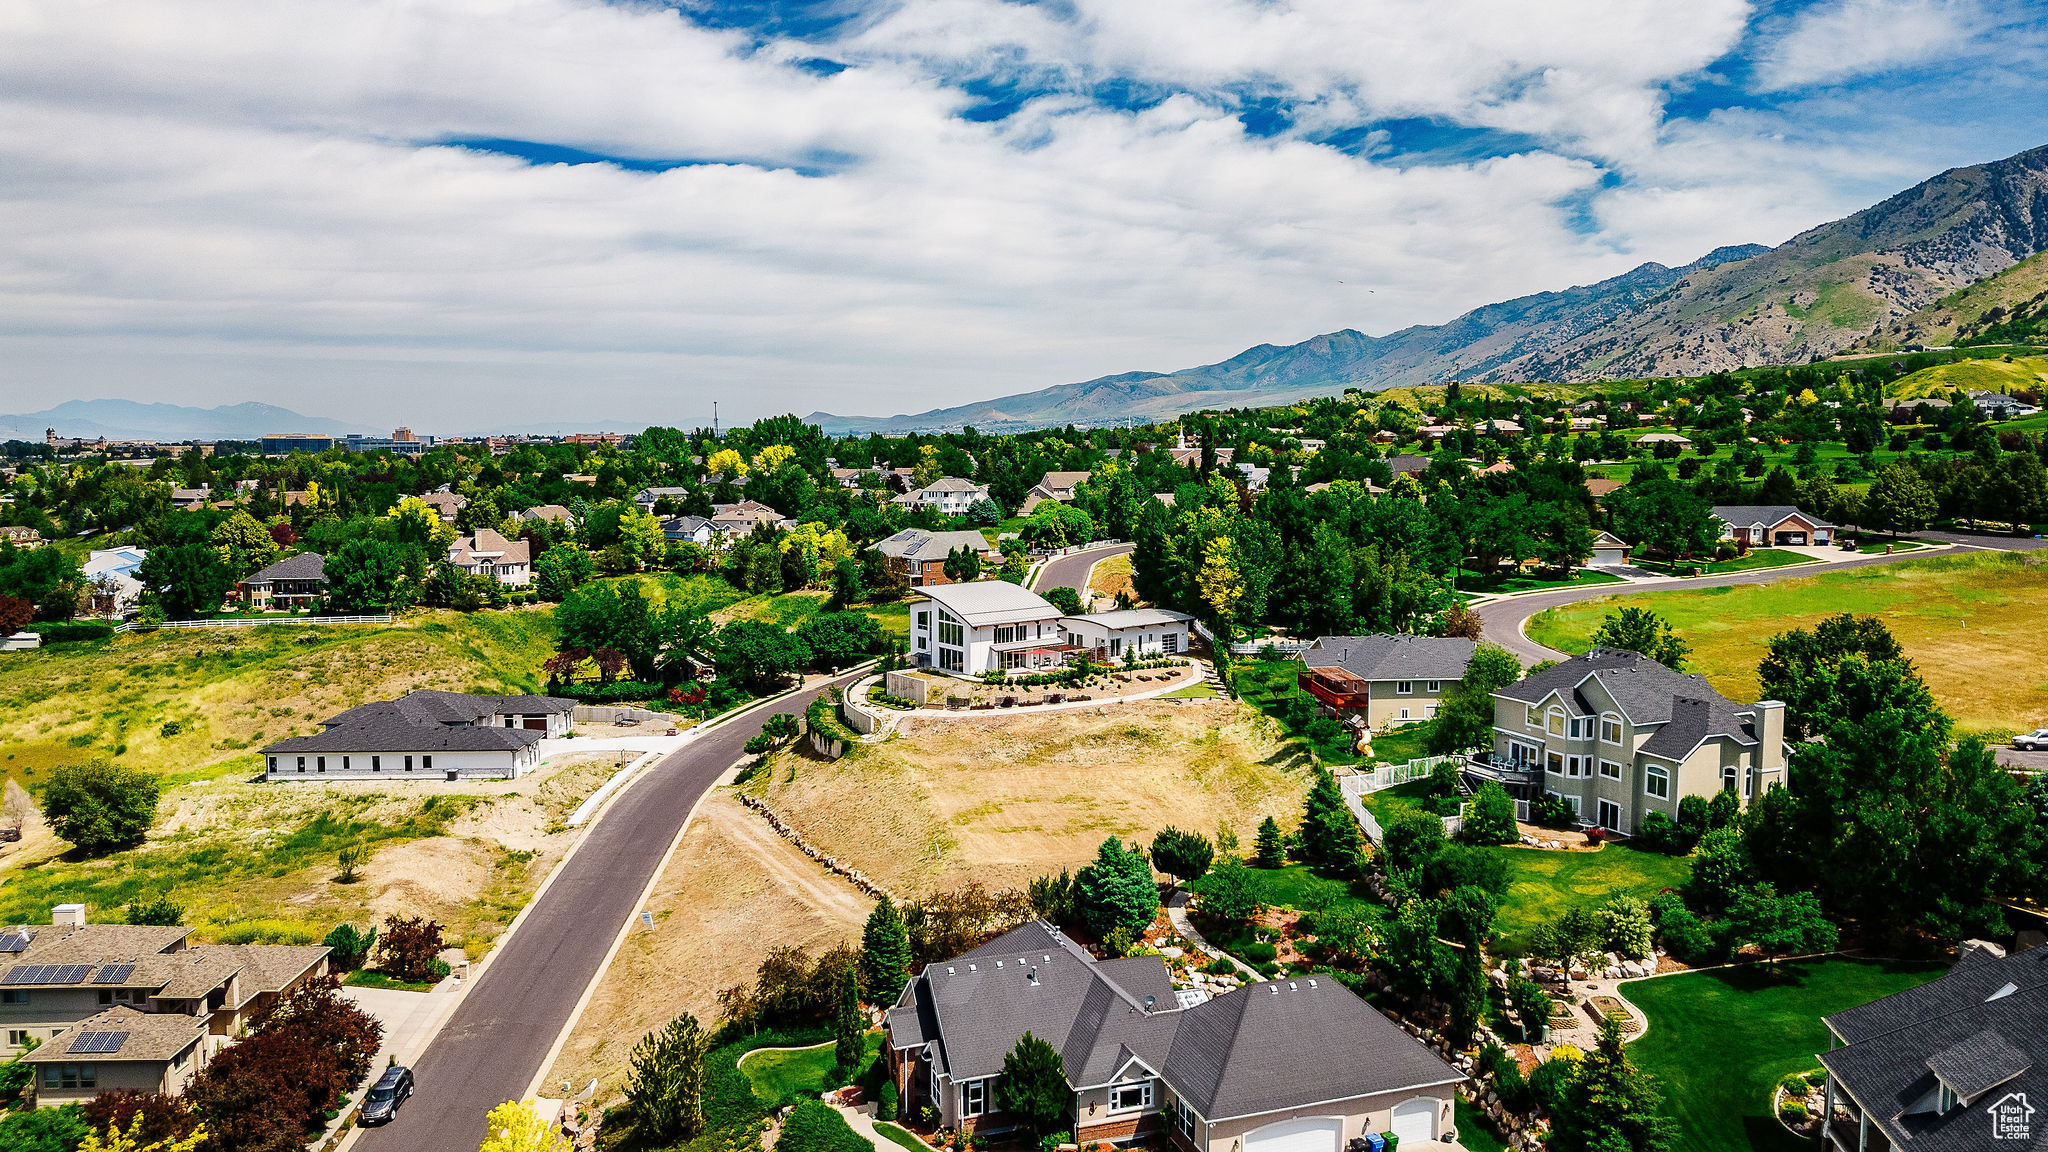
[
  {"x1": 1299, "y1": 634, "x2": 1477, "y2": 730},
  {"x1": 884, "y1": 922, "x2": 1463, "y2": 1150}
]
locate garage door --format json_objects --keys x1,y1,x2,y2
[
  {"x1": 1243, "y1": 1116, "x2": 1343, "y2": 1152},
  {"x1": 1391, "y1": 1098, "x2": 1436, "y2": 1144}
]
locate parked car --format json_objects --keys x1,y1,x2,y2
[
  {"x1": 2014, "y1": 729, "x2": 2048, "y2": 751},
  {"x1": 360, "y1": 1065, "x2": 415, "y2": 1125}
]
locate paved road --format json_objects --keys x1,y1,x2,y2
[
  {"x1": 355, "y1": 671, "x2": 864, "y2": 1152},
  {"x1": 1473, "y1": 544, "x2": 2007, "y2": 665},
  {"x1": 1031, "y1": 542, "x2": 1134, "y2": 598}
]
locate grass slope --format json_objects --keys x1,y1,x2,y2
[
  {"x1": 0, "y1": 610, "x2": 557, "y2": 792},
  {"x1": 1525, "y1": 551, "x2": 2048, "y2": 736},
  {"x1": 1625, "y1": 958, "x2": 1943, "y2": 1152},
  {"x1": 739, "y1": 1035, "x2": 882, "y2": 1105},
  {"x1": 1493, "y1": 845, "x2": 1691, "y2": 953},
  {"x1": 1888, "y1": 354, "x2": 2048, "y2": 398}
]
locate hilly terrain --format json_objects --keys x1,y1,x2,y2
[
  {"x1": 1854, "y1": 248, "x2": 2048, "y2": 350},
  {"x1": 813, "y1": 142, "x2": 2048, "y2": 433},
  {"x1": 0, "y1": 399, "x2": 377, "y2": 442}
]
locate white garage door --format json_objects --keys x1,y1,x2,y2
[
  {"x1": 1243, "y1": 1116, "x2": 1343, "y2": 1152},
  {"x1": 1391, "y1": 1098, "x2": 1436, "y2": 1144}
]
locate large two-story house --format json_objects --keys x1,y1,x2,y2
[
  {"x1": 5, "y1": 905, "x2": 330, "y2": 1108},
  {"x1": 876, "y1": 529, "x2": 997, "y2": 588},
  {"x1": 1299, "y1": 635, "x2": 1477, "y2": 731},
  {"x1": 1817, "y1": 941, "x2": 2045, "y2": 1152},
  {"x1": 886, "y1": 921, "x2": 1463, "y2": 1149},
  {"x1": 239, "y1": 552, "x2": 326, "y2": 610},
  {"x1": 262, "y1": 689, "x2": 573, "y2": 781},
  {"x1": 910, "y1": 583, "x2": 1068, "y2": 675},
  {"x1": 449, "y1": 528, "x2": 533, "y2": 586},
  {"x1": 1482, "y1": 648, "x2": 1787, "y2": 833},
  {"x1": 894, "y1": 478, "x2": 991, "y2": 517}
]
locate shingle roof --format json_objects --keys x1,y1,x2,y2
[
  {"x1": 893, "y1": 922, "x2": 1460, "y2": 1122},
  {"x1": 0, "y1": 924, "x2": 190, "y2": 971},
  {"x1": 1638, "y1": 695, "x2": 1758, "y2": 760},
  {"x1": 876, "y1": 529, "x2": 992, "y2": 563},
  {"x1": 1711, "y1": 505, "x2": 1835, "y2": 530},
  {"x1": 1038, "y1": 472, "x2": 1091, "y2": 490},
  {"x1": 185, "y1": 944, "x2": 330, "y2": 1006},
  {"x1": 244, "y1": 552, "x2": 325, "y2": 584},
  {"x1": 22, "y1": 1006, "x2": 207, "y2": 1064},
  {"x1": 264, "y1": 689, "x2": 568, "y2": 755},
  {"x1": 1496, "y1": 647, "x2": 1745, "y2": 731},
  {"x1": 1062, "y1": 609, "x2": 1193, "y2": 630},
  {"x1": 1820, "y1": 945, "x2": 2048, "y2": 1152},
  {"x1": 1385, "y1": 455, "x2": 1431, "y2": 474},
  {"x1": 1303, "y1": 634, "x2": 1476, "y2": 683}
]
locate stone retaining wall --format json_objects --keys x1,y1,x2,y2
[{"x1": 735, "y1": 793, "x2": 893, "y2": 902}]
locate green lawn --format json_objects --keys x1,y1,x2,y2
[
  {"x1": 1854, "y1": 538, "x2": 1927, "y2": 554},
  {"x1": 1459, "y1": 569, "x2": 1626, "y2": 595},
  {"x1": 738, "y1": 1035, "x2": 882, "y2": 1105},
  {"x1": 1160, "y1": 681, "x2": 1221, "y2": 699},
  {"x1": 1236, "y1": 658, "x2": 1362, "y2": 764},
  {"x1": 1356, "y1": 779, "x2": 1439, "y2": 828},
  {"x1": 1494, "y1": 845, "x2": 1692, "y2": 954},
  {"x1": 1625, "y1": 957, "x2": 1945, "y2": 1152},
  {"x1": 875, "y1": 1122, "x2": 935, "y2": 1152},
  {"x1": 1246, "y1": 863, "x2": 1386, "y2": 914},
  {"x1": 1523, "y1": 550, "x2": 2048, "y2": 736},
  {"x1": 1633, "y1": 549, "x2": 1815, "y2": 576},
  {"x1": 1366, "y1": 721, "x2": 1437, "y2": 765}
]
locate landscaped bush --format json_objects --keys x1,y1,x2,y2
[
  {"x1": 777, "y1": 1100, "x2": 872, "y2": 1152},
  {"x1": 30, "y1": 620, "x2": 115, "y2": 644},
  {"x1": 1531, "y1": 792, "x2": 1578, "y2": 829},
  {"x1": 1597, "y1": 897, "x2": 1655, "y2": 960},
  {"x1": 1779, "y1": 1099, "x2": 1808, "y2": 1122},
  {"x1": 1238, "y1": 940, "x2": 1278, "y2": 964},
  {"x1": 1778, "y1": 1073, "x2": 1812, "y2": 1095}
]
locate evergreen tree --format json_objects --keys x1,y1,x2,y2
[
  {"x1": 860, "y1": 897, "x2": 912, "y2": 1005},
  {"x1": 994, "y1": 1033, "x2": 1069, "y2": 1138},
  {"x1": 1253, "y1": 816, "x2": 1286, "y2": 868},
  {"x1": 1298, "y1": 767, "x2": 1360, "y2": 868},
  {"x1": 625, "y1": 1012, "x2": 707, "y2": 1144},
  {"x1": 1074, "y1": 837, "x2": 1159, "y2": 943},
  {"x1": 1552, "y1": 1017, "x2": 1676, "y2": 1152},
  {"x1": 1149, "y1": 827, "x2": 1215, "y2": 891},
  {"x1": 833, "y1": 967, "x2": 863, "y2": 1075}
]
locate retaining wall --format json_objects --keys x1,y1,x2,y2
[{"x1": 734, "y1": 793, "x2": 893, "y2": 901}]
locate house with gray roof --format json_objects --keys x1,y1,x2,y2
[
  {"x1": 893, "y1": 477, "x2": 992, "y2": 517},
  {"x1": 262, "y1": 689, "x2": 573, "y2": 781},
  {"x1": 1484, "y1": 647, "x2": 1786, "y2": 834},
  {"x1": 876, "y1": 529, "x2": 996, "y2": 588},
  {"x1": 885, "y1": 921, "x2": 1462, "y2": 1149},
  {"x1": 1060, "y1": 608, "x2": 1192, "y2": 661},
  {"x1": 1818, "y1": 941, "x2": 2048, "y2": 1152},
  {"x1": 1300, "y1": 634, "x2": 1477, "y2": 731},
  {"x1": 238, "y1": 551, "x2": 326, "y2": 610},
  {"x1": 1713, "y1": 505, "x2": 1835, "y2": 547},
  {"x1": 5, "y1": 904, "x2": 330, "y2": 1106}
]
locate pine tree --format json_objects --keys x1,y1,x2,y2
[
  {"x1": 834, "y1": 967, "x2": 864, "y2": 1075},
  {"x1": 861, "y1": 896, "x2": 912, "y2": 1005},
  {"x1": 1253, "y1": 816, "x2": 1286, "y2": 868},
  {"x1": 1553, "y1": 1016, "x2": 1676, "y2": 1152},
  {"x1": 626, "y1": 1013, "x2": 707, "y2": 1143},
  {"x1": 1299, "y1": 767, "x2": 1359, "y2": 868},
  {"x1": 994, "y1": 1033, "x2": 1070, "y2": 1138}
]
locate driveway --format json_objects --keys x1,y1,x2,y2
[
  {"x1": 1031, "y1": 542, "x2": 1133, "y2": 601},
  {"x1": 1473, "y1": 545, "x2": 2001, "y2": 665},
  {"x1": 351, "y1": 670, "x2": 866, "y2": 1152}
]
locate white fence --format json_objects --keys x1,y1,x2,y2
[
  {"x1": 115, "y1": 614, "x2": 393, "y2": 632},
  {"x1": 1339, "y1": 755, "x2": 1467, "y2": 843},
  {"x1": 1189, "y1": 618, "x2": 1312, "y2": 657},
  {"x1": 1034, "y1": 538, "x2": 1124, "y2": 558}
]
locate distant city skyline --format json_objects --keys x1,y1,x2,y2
[{"x1": 2, "y1": 0, "x2": 2045, "y2": 426}]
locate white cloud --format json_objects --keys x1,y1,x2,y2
[
  {"x1": 0, "y1": 0, "x2": 2031, "y2": 427},
  {"x1": 1752, "y1": 0, "x2": 1980, "y2": 90}
]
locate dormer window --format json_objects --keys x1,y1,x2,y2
[
  {"x1": 1110, "y1": 1082, "x2": 1153, "y2": 1112},
  {"x1": 1547, "y1": 708, "x2": 1565, "y2": 737},
  {"x1": 1938, "y1": 1084, "x2": 1958, "y2": 1114}
]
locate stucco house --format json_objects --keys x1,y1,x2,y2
[
  {"x1": 239, "y1": 552, "x2": 326, "y2": 610},
  {"x1": 1817, "y1": 940, "x2": 2045, "y2": 1152},
  {"x1": 1059, "y1": 609, "x2": 1191, "y2": 660},
  {"x1": 1299, "y1": 634, "x2": 1477, "y2": 730},
  {"x1": 910, "y1": 582, "x2": 1067, "y2": 675},
  {"x1": 632, "y1": 486, "x2": 694, "y2": 514},
  {"x1": 1035, "y1": 471, "x2": 1092, "y2": 502},
  {"x1": 664, "y1": 515, "x2": 715, "y2": 546},
  {"x1": 1589, "y1": 531, "x2": 1631, "y2": 567},
  {"x1": 5, "y1": 905, "x2": 330, "y2": 1107},
  {"x1": 263, "y1": 690, "x2": 573, "y2": 781},
  {"x1": 449, "y1": 528, "x2": 532, "y2": 586},
  {"x1": 1713, "y1": 505, "x2": 1835, "y2": 547},
  {"x1": 710, "y1": 500, "x2": 786, "y2": 538},
  {"x1": 419, "y1": 491, "x2": 467, "y2": 523},
  {"x1": 876, "y1": 529, "x2": 995, "y2": 588},
  {"x1": 894, "y1": 478, "x2": 991, "y2": 517},
  {"x1": 1481, "y1": 647, "x2": 1787, "y2": 833},
  {"x1": 885, "y1": 921, "x2": 1463, "y2": 1149},
  {"x1": 82, "y1": 547, "x2": 148, "y2": 616}
]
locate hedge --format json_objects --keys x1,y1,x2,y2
[{"x1": 29, "y1": 621, "x2": 115, "y2": 644}]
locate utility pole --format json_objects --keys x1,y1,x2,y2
[{"x1": 713, "y1": 401, "x2": 719, "y2": 437}]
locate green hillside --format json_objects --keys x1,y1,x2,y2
[{"x1": 1889, "y1": 354, "x2": 2048, "y2": 399}]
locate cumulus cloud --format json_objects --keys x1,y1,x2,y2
[{"x1": 0, "y1": 0, "x2": 2037, "y2": 427}]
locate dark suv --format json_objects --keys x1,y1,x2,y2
[{"x1": 360, "y1": 1065, "x2": 415, "y2": 1125}]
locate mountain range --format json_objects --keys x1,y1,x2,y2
[
  {"x1": 1, "y1": 400, "x2": 379, "y2": 443},
  {"x1": 811, "y1": 142, "x2": 2048, "y2": 433}
]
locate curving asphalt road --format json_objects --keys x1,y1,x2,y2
[
  {"x1": 353, "y1": 670, "x2": 865, "y2": 1152},
  {"x1": 1031, "y1": 542, "x2": 1134, "y2": 599},
  {"x1": 1474, "y1": 529, "x2": 2045, "y2": 665}
]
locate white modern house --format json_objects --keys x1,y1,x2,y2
[
  {"x1": 82, "y1": 547, "x2": 148, "y2": 616},
  {"x1": 1060, "y1": 608, "x2": 1192, "y2": 660},
  {"x1": 894, "y1": 478, "x2": 990, "y2": 517},
  {"x1": 910, "y1": 582, "x2": 1068, "y2": 675},
  {"x1": 263, "y1": 690, "x2": 573, "y2": 781}
]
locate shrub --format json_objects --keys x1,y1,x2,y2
[
  {"x1": 40, "y1": 760, "x2": 162, "y2": 856},
  {"x1": 777, "y1": 1100, "x2": 870, "y2": 1152},
  {"x1": 124, "y1": 894, "x2": 184, "y2": 927},
  {"x1": 29, "y1": 621, "x2": 115, "y2": 644},
  {"x1": 1239, "y1": 941, "x2": 1278, "y2": 964},
  {"x1": 1779, "y1": 1100, "x2": 1809, "y2": 1122},
  {"x1": 1651, "y1": 903, "x2": 1723, "y2": 965},
  {"x1": 878, "y1": 1081, "x2": 899, "y2": 1122},
  {"x1": 1596, "y1": 897, "x2": 1655, "y2": 960},
  {"x1": 1779, "y1": 1072, "x2": 1812, "y2": 1095},
  {"x1": 1460, "y1": 781, "x2": 1517, "y2": 845},
  {"x1": 1531, "y1": 792, "x2": 1577, "y2": 829}
]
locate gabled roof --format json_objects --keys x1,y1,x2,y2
[
  {"x1": 914, "y1": 581, "x2": 1061, "y2": 628},
  {"x1": 1821, "y1": 945, "x2": 2048, "y2": 1152},
  {"x1": 22, "y1": 1006, "x2": 206, "y2": 1064},
  {"x1": 1496, "y1": 646, "x2": 1744, "y2": 728},
  {"x1": 264, "y1": 689, "x2": 569, "y2": 755},
  {"x1": 451, "y1": 529, "x2": 531, "y2": 568},
  {"x1": 1711, "y1": 505, "x2": 1835, "y2": 530},
  {"x1": 919, "y1": 477, "x2": 986, "y2": 493},
  {"x1": 1038, "y1": 471, "x2": 1091, "y2": 490},
  {"x1": 1591, "y1": 530, "x2": 1629, "y2": 548},
  {"x1": 1303, "y1": 634, "x2": 1476, "y2": 683},
  {"x1": 1384, "y1": 455, "x2": 1431, "y2": 474},
  {"x1": 244, "y1": 552, "x2": 325, "y2": 585},
  {"x1": 665, "y1": 515, "x2": 712, "y2": 538}
]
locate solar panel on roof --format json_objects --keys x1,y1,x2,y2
[
  {"x1": 0, "y1": 929, "x2": 31, "y2": 953},
  {"x1": 2, "y1": 964, "x2": 34, "y2": 983},
  {"x1": 68, "y1": 1031, "x2": 129, "y2": 1055},
  {"x1": 47, "y1": 965, "x2": 91, "y2": 984},
  {"x1": 93, "y1": 964, "x2": 136, "y2": 985}
]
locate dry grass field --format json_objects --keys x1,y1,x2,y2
[
  {"x1": 1526, "y1": 551, "x2": 2048, "y2": 736},
  {"x1": 1088, "y1": 554, "x2": 1135, "y2": 604},
  {"x1": 541, "y1": 788, "x2": 871, "y2": 1099},
  {"x1": 740, "y1": 699, "x2": 1313, "y2": 895}
]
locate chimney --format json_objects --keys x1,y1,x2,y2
[
  {"x1": 52, "y1": 904, "x2": 87, "y2": 927},
  {"x1": 1754, "y1": 700, "x2": 1786, "y2": 774},
  {"x1": 1028, "y1": 967, "x2": 1039, "y2": 986}
]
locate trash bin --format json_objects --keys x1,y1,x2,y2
[{"x1": 1364, "y1": 1134, "x2": 1386, "y2": 1152}]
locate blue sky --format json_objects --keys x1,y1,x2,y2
[{"x1": 0, "y1": 0, "x2": 2043, "y2": 429}]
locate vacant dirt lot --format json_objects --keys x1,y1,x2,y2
[
  {"x1": 741, "y1": 699, "x2": 1312, "y2": 896},
  {"x1": 542, "y1": 787, "x2": 870, "y2": 1098}
]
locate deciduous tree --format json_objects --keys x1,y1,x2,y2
[{"x1": 41, "y1": 761, "x2": 161, "y2": 856}]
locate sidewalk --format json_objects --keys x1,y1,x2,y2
[{"x1": 1164, "y1": 890, "x2": 1260, "y2": 979}]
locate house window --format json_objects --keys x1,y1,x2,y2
[
  {"x1": 6, "y1": 1029, "x2": 28, "y2": 1046},
  {"x1": 1645, "y1": 764, "x2": 1670, "y2": 799},
  {"x1": 341, "y1": 756, "x2": 349, "y2": 771},
  {"x1": 1399, "y1": 708, "x2": 1411, "y2": 720},
  {"x1": 44, "y1": 1064, "x2": 94, "y2": 1090},
  {"x1": 404, "y1": 756, "x2": 414, "y2": 771},
  {"x1": 1546, "y1": 751, "x2": 1564, "y2": 775},
  {"x1": 938, "y1": 619, "x2": 964, "y2": 648},
  {"x1": 1109, "y1": 637, "x2": 1123, "y2": 657},
  {"x1": 939, "y1": 647, "x2": 963, "y2": 673},
  {"x1": 0, "y1": 991, "x2": 24, "y2": 1005},
  {"x1": 296, "y1": 757, "x2": 305, "y2": 773},
  {"x1": 1938, "y1": 1084, "x2": 1958, "y2": 1113},
  {"x1": 422, "y1": 756, "x2": 433, "y2": 771},
  {"x1": 994, "y1": 625, "x2": 1023, "y2": 643},
  {"x1": 961, "y1": 1078, "x2": 992, "y2": 1117},
  {"x1": 1567, "y1": 717, "x2": 1591, "y2": 739},
  {"x1": 916, "y1": 611, "x2": 930, "y2": 633},
  {"x1": 1547, "y1": 709, "x2": 1565, "y2": 736},
  {"x1": 267, "y1": 757, "x2": 276, "y2": 773},
  {"x1": 1396, "y1": 681, "x2": 1412, "y2": 695},
  {"x1": 1427, "y1": 680, "x2": 1441, "y2": 693},
  {"x1": 1161, "y1": 633, "x2": 1178, "y2": 654},
  {"x1": 1174, "y1": 1099, "x2": 1198, "y2": 1140},
  {"x1": 98, "y1": 990, "x2": 113, "y2": 1005},
  {"x1": 316, "y1": 757, "x2": 326, "y2": 773},
  {"x1": 1722, "y1": 766, "x2": 1737, "y2": 792},
  {"x1": 1527, "y1": 704, "x2": 1542, "y2": 728},
  {"x1": 1599, "y1": 760, "x2": 1622, "y2": 779},
  {"x1": 916, "y1": 633, "x2": 929, "y2": 651},
  {"x1": 371, "y1": 756, "x2": 380, "y2": 772},
  {"x1": 1001, "y1": 651, "x2": 1028, "y2": 670},
  {"x1": 1110, "y1": 1082, "x2": 1153, "y2": 1112},
  {"x1": 1745, "y1": 766, "x2": 1757, "y2": 798},
  {"x1": 1600, "y1": 715, "x2": 1623, "y2": 744}
]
